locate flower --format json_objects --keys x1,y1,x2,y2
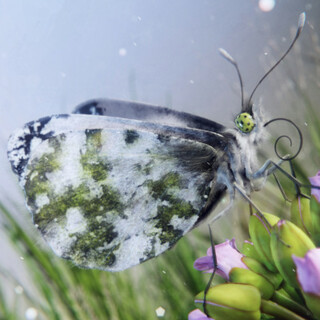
[
  {"x1": 293, "y1": 248, "x2": 320, "y2": 294},
  {"x1": 293, "y1": 248, "x2": 320, "y2": 318},
  {"x1": 193, "y1": 239, "x2": 248, "y2": 279},
  {"x1": 309, "y1": 170, "x2": 320, "y2": 203},
  {"x1": 188, "y1": 309, "x2": 214, "y2": 320}
]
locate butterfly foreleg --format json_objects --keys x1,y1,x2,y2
[
  {"x1": 251, "y1": 155, "x2": 290, "y2": 180},
  {"x1": 259, "y1": 160, "x2": 320, "y2": 191}
]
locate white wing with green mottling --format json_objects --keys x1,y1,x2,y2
[{"x1": 8, "y1": 114, "x2": 224, "y2": 271}]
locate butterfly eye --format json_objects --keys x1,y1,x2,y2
[{"x1": 235, "y1": 112, "x2": 255, "y2": 133}]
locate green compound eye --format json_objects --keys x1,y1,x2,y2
[{"x1": 235, "y1": 112, "x2": 255, "y2": 133}]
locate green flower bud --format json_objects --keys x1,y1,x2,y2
[
  {"x1": 310, "y1": 195, "x2": 320, "y2": 246},
  {"x1": 241, "y1": 240, "x2": 259, "y2": 259},
  {"x1": 290, "y1": 196, "x2": 312, "y2": 236},
  {"x1": 195, "y1": 283, "x2": 261, "y2": 320},
  {"x1": 229, "y1": 267, "x2": 274, "y2": 299},
  {"x1": 270, "y1": 220, "x2": 315, "y2": 288},
  {"x1": 242, "y1": 256, "x2": 283, "y2": 289},
  {"x1": 249, "y1": 213, "x2": 280, "y2": 272}
]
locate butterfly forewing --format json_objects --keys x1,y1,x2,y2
[
  {"x1": 74, "y1": 98, "x2": 226, "y2": 133},
  {"x1": 8, "y1": 114, "x2": 224, "y2": 271}
]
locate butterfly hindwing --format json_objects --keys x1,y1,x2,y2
[{"x1": 8, "y1": 114, "x2": 227, "y2": 271}]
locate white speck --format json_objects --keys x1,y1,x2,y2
[
  {"x1": 258, "y1": 0, "x2": 275, "y2": 12},
  {"x1": 281, "y1": 37, "x2": 287, "y2": 42},
  {"x1": 119, "y1": 48, "x2": 127, "y2": 56},
  {"x1": 162, "y1": 270, "x2": 166, "y2": 274},
  {"x1": 189, "y1": 80, "x2": 194, "y2": 84},
  {"x1": 264, "y1": 52, "x2": 268, "y2": 56},
  {"x1": 305, "y1": 122, "x2": 308, "y2": 126},
  {"x1": 60, "y1": 72, "x2": 67, "y2": 78},
  {"x1": 15, "y1": 285, "x2": 24, "y2": 295},
  {"x1": 54, "y1": 218, "x2": 58, "y2": 222},
  {"x1": 155, "y1": 306, "x2": 165, "y2": 317},
  {"x1": 133, "y1": 41, "x2": 137, "y2": 46},
  {"x1": 20, "y1": 256, "x2": 24, "y2": 261},
  {"x1": 306, "y1": 3, "x2": 312, "y2": 10},
  {"x1": 137, "y1": 16, "x2": 142, "y2": 21},
  {"x1": 25, "y1": 307, "x2": 38, "y2": 320},
  {"x1": 203, "y1": 195, "x2": 208, "y2": 199},
  {"x1": 34, "y1": 224, "x2": 39, "y2": 228}
]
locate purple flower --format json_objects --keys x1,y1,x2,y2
[
  {"x1": 309, "y1": 171, "x2": 320, "y2": 203},
  {"x1": 194, "y1": 239, "x2": 248, "y2": 280},
  {"x1": 188, "y1": 309, "x2": 214, "y2": 320},
  {"x1": 293, "y1": 248, "x2": 320, "y2": 295}
]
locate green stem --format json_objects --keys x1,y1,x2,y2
[
  {"x1": 272, "y1": 291, "x2": 313, "y2": 319},
  {"x1": 261, "y1": 299, "x2": 308, "y2": 320}
]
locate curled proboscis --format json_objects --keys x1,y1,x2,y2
[{"x1": 264, "y1": 118, "x2": 303, "y2": 161}]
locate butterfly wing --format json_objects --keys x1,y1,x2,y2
[
  {"x1": 8, "y1": 114, "x2": 227, "y2": 271},
  {"x1": 74, "y1": 98, "x2": 226, "y2": 133}
]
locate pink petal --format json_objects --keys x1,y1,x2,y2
[
  {"x1": 309, "y1": 171, "x2": 320, "y2": 203},
  {"x1": 206, "y1": 246, "x2": 213, "y2": 256},
  {"x1": 188, "y1": 309, "x2": 214, "y2": 320},
  {"x1": 293, "y1": 248, "x2": 320, "y2": 295},
  {"x1": 215, "y1": 239, "x2": 248, "y2": 280},
  {"x1": 194, "y1": 256, "x2": 214, "y2": 272}
]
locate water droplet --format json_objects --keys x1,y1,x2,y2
[
  {"x1": 14, "y1": 285, "x2": 24, "y2": 295},
  {"x1": 25, "y1": 307, "x2": 38, "y2": 320},
  {"x1": 119, "y1": 48, "x2": 127, "y2": 56},
  {"x1": 155, "y1": 306, "x2": 165, "y2": 317},
  {"x1": 258, "y1": 0, "x2": 276, "y2": 12},
  {"x1": 264, "y1": 52, "x2": 268, "y2": 56}
]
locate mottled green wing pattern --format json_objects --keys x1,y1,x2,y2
[{"x1": 19, "y1": 123, "x2": 216, "y2": 271}]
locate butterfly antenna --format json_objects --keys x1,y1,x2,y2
[
  {"x1": 219, "y1": 48, "x2": 245, "y2": 111},
  {"x1": 248, "y1": 12, "x2": 306, "y2": 107}
]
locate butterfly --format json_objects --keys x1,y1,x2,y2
[{"x1": 7, "y1": 13, "x2": 305, "y2": 272}]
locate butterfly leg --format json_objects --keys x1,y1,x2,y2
[
  {"x1": 251, "y1": 156, "x2": 290, "y2": 180},
  {"x1": 203, "y1": 225, "x2": 217, "y2": 317},
  {"x1": 256, "y1": 160, "x2": 320, "y2": 191},
  {"x1": 273, "y1": 173, "x2": 292, "y2": 202},
  {"x1": 234, "y1": 183, "x2": 274, "y2": 230},
  {"x1": 209, "y1": 168, "x2": 236, "y2": 223}
]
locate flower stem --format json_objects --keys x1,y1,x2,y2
[
  {"x1": 272, "y1": 291, "x2": 313, "y2": 319},
  {"x1": 261, "y1": 299, "x2": 309, "y2": 320}
]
